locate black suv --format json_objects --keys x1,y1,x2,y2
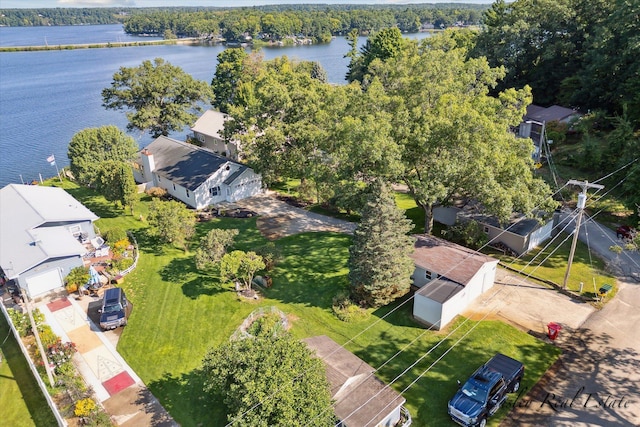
[{"x1": 99, "y1": 287, "x2": 131, "y2": 330}]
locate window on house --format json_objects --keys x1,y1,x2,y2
[
  {"x1": 209, "y1": 186, "x2": 220, "y2": 196},
  {"x1": 186, "y1": 189, "x2": 190, "y2": 197},
  {"x1": 173, "y1": 183, "x2": 176, "y2": 190},
  {"x1": 483, "y1": 226, "x2": 489, "y2": 234}
]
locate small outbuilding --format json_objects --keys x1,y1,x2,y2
[
  {"x1": 304, "y1": 335, "x2": 410, "y2": 427},
  {"x1": 410, "y1": 235, "x2": 499, "y2": 330}
]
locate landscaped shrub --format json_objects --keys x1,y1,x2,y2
[
  {"x1": 47, "y1": 340, "x2": 77, "y2": 372},
  {"x1": 7, "y1": 307, "x2": 45, "y2": 336},
  {"x1": 38, "y1": 324, "x2": 59, "y2": 348},
  {"x1": 74, "y1": 398, "x2": 97, "y2": 417},
  {"x1": 66, "y1": 266, "x2": 89, "y2": 293},
  {"x1": 109, "y1": 257, "x2": 134, "y2": 274},
  {"x1": 145, "y1": 186, "x2": 167, "y2": 198},
  {"x1": 255, "y1": 242, "x2": 282, "y2": 271},
  {"x1": 332, "y1": 291, "x2": 369, "y2": 322},
  {"x1": 246, "y1": 312, "x2": 285, "y2": 337},
  {"x1": 103, "y1": 228, "x2": 127, "y2": 244}
]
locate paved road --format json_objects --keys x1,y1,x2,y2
[{"x1": 501, "y1": 215, "x2": 640, "y2": 426}]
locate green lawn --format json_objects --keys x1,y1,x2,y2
[
  {"x1": 495, "y1": 232, "x2": 616, "y2": 296},
  {"x1": 0, "y1": 314, "x2": 57, "y2": 427},
  {"x1": 54, "y1": 181, "x2": 561, "y2": 426}
]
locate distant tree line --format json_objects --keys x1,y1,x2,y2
[{"x1": 0, "y1": 5, "x2": 486, "y2": 42}]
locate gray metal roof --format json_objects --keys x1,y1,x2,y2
[
  {"x1": 142, "y1": 136, "x2": 232, "y2": 191},
  {"x1": 0, "y1": 184, "x2": 98, "y2": 278},
  {"x1": 223, "y1": 167, "x2": 248, "y2": 185},
  {"x1": 525, "y1": 104, "x2": 579, "y2": 123},
  {"x1": 416, "y1": 277, "x2": 465, "y2": 303}
]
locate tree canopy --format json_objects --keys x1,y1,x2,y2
[
  {"x1": 146, "y1": 198, "x2": 196, "y2": 250},
  {"x1": 349, "y1": 180, "x2": 415, "y2": 307},
  {"x1": 102, "y1": 58, "x2": 212, "y2": 138},
  {"x1": 194, "y1": 228, "x2": 239, "y2": 270},
  {"x1": 67, "y1": 125, "x2": 139, "y2": 187},
  {"x1": 202, "y1": 334, "x2": 334, "y2": 426}
]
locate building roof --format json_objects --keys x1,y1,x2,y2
[
  {"x1": 190, "y1": 109, "x2": 228, "y2": 139},
  {"x1": 411, "y1": 235, "x2": 498, "y2": 286},
  {"x1": 458, "y1": 210, "x2": 546, "y2": 237},
  {"x1": 416, "y1": 277, "x2": 465, "y2": 303},
  {"x1": 525, "y1": 104, "x2": 580, "y2": 123},
  {"x1": 304, "y1": 335, "x2": 405, "y2": 427},
  {"x1": 0, "y1": 184, "x2": 97, "y2": 278},
  {"x1": 141, "y1": 136, "x2": 234, "y2": 191}
]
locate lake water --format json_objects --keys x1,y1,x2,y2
[{"x1": 0, "y1": 24, "x2": 431, "y2": 187}]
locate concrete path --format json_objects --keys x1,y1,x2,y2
[
  {"x1": 38, "y1": 294, "x2": 177, "y2": 426},
  {"x1": 223, "y1": 191, "x2": 356, "y2": 238}
]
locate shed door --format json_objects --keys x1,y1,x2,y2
[{"x1": 26, "y1": 269, "x2": 62, "y2": 297}]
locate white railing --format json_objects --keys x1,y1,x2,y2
[
  {"x1": 0, "y1": 302, "x2": 67, "y2": 426},
  {"x1": 119, "y1": 232, "x2": 139, "y2": 277}
]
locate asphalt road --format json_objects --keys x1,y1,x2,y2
[{"x1": 502, "y1": 215, "x2": 640, "y2": 426}]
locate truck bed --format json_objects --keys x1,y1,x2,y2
[{"x1": 485, "y1": 353, "x2": 523, "y2": 382}]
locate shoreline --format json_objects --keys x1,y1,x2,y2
[{"x1": 0, "y1": 38, "x2": 199, "y2": 52}]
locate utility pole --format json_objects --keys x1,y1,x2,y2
[{"x1": 562, "y1": 180, "x2": 604, "y2": 289}]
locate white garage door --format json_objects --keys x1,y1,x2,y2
[{"x1": 25, "y1": 269, "x2": 62, "y2": 297}]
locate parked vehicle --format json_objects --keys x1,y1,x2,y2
[
  {"x1": 448, "y1": 353, "x2": 524, "y2": 427},
  {"x1": 616, "y1": 225, "x2": 637, "y2": 241},
  {"x1": 98, "y1": 287, "x2": 131, "y2": 330}
]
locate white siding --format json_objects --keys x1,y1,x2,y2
[{"x1": 413, "y1": 294, "x2": 442, "y2": 329}]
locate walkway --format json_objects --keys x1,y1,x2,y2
[{"x1": 38, "y1": 294, "x2": 176, "y2": 426}]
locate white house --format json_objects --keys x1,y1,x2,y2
[
  {"x1": 132, "y1": 136, "x2": 262, "y2": 210},
  {"x1": 0, "y1": 184, "x2": 99, "y2": 298},
  {"x1": 190, "y1": 109, "x2": 241, "y2": 160},
  {"x1": 411, "y1": 235, "x2": 499, "y2": 330},
  {"x1": 434, "y1": 206, "x2": 556, "y2": 255},
  {"x1": 304, "y1": 335, "x2": 410, "y2": 427}
]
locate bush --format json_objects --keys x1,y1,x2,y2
[
  {"x1": 145, "y1": 186, "x2": 167, "y2": 198},
  {"x1": 66, "y1": 266, "x2": 89, "y2": 292},
  {"x1": 47, "y1": 340, "x2": 77, "y2": 372},
  {"x1": 247, "y1": 312, "x2": 285, "y2": 337},
  {"x1": 109, "y1": 257, "x2": 134, "y2": 274},
  {"x1": 103, "y1": 228, "x2": 127, "y2": 244},
  {"x1": 443, "y1": 220, "x2": 489, "y2": 250},
  {"x1": 7, "y1": 308, "x2": 31, "y2": 336},
  {"x1": 255, "y1": 242, "x2": 282, "y2": 271},
  {"x1": 74, "y1": 398, "x2": 97, "y2": 417},
  {"x1": 332, "y1": 291, "x2": 369, "y2": 322}
]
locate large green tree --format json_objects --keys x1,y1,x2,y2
[
  {"x1": 102, "y1": 58, "x2": 212, "y2": 138},
  {"x1": 146, "y1": 199, "x2": 196, "y2": 250},
  {"x1": 96, "y1": 160, "x2": 137, "y2": 213},
  {"x1": 194, "y1": 228, "x2": 239, "y2": 270},
  {"x1": 349, "y1": 180, "x2": 415, "y2": 308},
  {"x1": 202, "y1": 334, "x2": 334, "y2": 427},
  {"x1": 346, "y1": 26, "x2": 405, "y2": 84},
  {"x1": 67, "y1": 125, "x2": 138, "y2": 187},
  {"x1": 219, "y1": 250, "x2": 265, "y2": 291},
  {"x1": 370, "y1": 36, "x2": 556, "y2": 233},
  {"x1": 211, "y1": 48, "x2": 248, "y2": 114}
]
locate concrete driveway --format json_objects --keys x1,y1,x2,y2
[{"x1": 224, "y1": 191, "x2": 356, "y2": 239}]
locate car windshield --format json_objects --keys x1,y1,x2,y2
[
  {"x1": 461, "y1": 382, "x2": 488, "y2": 403},
  {"x1": 103, "y1": 303, "x2": 122, "y2": 314}
]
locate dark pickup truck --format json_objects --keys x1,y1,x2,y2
[{"x1": 448, "y1": 353, "x2": 524, "y2": 427}]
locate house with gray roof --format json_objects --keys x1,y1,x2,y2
[
  {"x1": 190, "y1": 109, "x2": 241, "y2": 160},
  {"x1": 303, "y1": 335, "x2": 410, "y2": 427},
  {"x1": 410, "y1": 235, "x2": 499, "y2": 330},
  {"x1": 0, "y1": 184, "x2": 99, "y2": 298},
  {"x1": 132, "y1": 136, "x2": 262, "y2": 209},
  {"x1": 517, "y1": 104, "x2": 581, "y2": 160}
]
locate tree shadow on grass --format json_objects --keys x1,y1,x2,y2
[
  {"x1": 159, "y1": 256, "x2": 227, "y2": 299},
  {"x1": 146, "y1": 369, "x2": 227, "y2": 427},
  {"x1": 65, "y1": 186, "x2": 124, "y2": 219}
]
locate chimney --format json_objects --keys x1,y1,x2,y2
[{"x1": 141, "y1": 147, "x2": 155, "y2": 174}]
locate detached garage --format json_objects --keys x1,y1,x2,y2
[{"x1": 410, "y1": 235, "x2": 498, "y2": 330}]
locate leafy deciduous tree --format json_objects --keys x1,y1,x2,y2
[
  {"x1": 102, "y1": 58, "x2": 212, "y2": 138},
  {"x1": 96, "y1": 160, "x2": 138, "y2": 213},
  {"x1": 194, "y1": 228, "x2": 239, "y2": 270},
  {"x1": 201, "y1": 334, "x2": 334, "y2": 427},
  {"x1": 348, "y1": 180, "x2": 415, "y2": 307},
  {"x1": 211, "y1": 48, "x2": 248, "y2": 114},
  {"x1": 67, "y1": 125, "x2": 138, "y2": 187},
  {"x1": 146, "y1": 199, "x2": 196, "y2": 250},
  {"x1": 219, "y1": 250, "x2": 265, "y2": 290}
]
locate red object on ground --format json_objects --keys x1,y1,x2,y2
[
  {"x1": 547, "y1": 322, "x2": 562, "y2": 341},
  {"x1": 46, "y1": 298, "x2": 71, "y2": 312},
  {"x1": 102, "y1": 371, "x2": 135, "y2": 396}
]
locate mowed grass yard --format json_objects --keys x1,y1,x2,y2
[
  {"x1": 59, "y1": 182, "x2": 561, "y2": 427},
  {"x1": 0, "y1": 313, "x2": 57, "y2": 427}
]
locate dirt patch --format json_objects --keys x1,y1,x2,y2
[{"x1": 256, "y1": 215, "x2": 295, "y2": 240}]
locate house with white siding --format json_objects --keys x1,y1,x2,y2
[
  {"x1": 411, "y1": 235, "x2": 499, "y2": 330},
  {"x1": 0, "y1": 184, "x2": 99, "y2": 298},
  {"x1": 132, "y1": 136, "x2": 262, "y2": 210},
  {"x1": 190, "y1": 109, "x2": 241, "y2": 160}
]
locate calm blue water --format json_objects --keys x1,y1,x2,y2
[{"x1": 0, "y1": 24, "x2": 430, "y2": 187}]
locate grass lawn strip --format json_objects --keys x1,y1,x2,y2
[
  {"x1": 62, "y1": 182, "x2": 561, "y2": 426},
  {"x1": 0, "y1": 313, "x2": 57, "y2": 426}
]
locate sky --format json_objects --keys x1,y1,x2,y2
[{"x1": 1, "y1": 0, "x2": 492, "y2": 9}]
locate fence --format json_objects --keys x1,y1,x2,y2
[
  {"x1": 0, "y1": 302, "x2": 67, "y2": 426},
  {"x1": 119, "y1": 232, "x2": 139, "y2": 277},
  {"x1": 231, "y1": 306, "x2": 288, "y2": 341}
]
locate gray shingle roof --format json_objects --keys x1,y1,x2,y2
[
  {"x1": 304, "y1": 335, "x2": 405, "y2": 427},
  {"x1": 142, "y1": 136, "x2": 231, "y2": 191}
]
